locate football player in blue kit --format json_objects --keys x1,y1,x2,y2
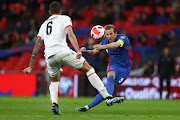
[{"x1": 75, "y1": 24, "x2": 132, "y2": 112}]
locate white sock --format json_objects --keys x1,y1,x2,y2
[
  {"x1": 84, "y1": 105, "x2": 89, "y2": 110},
  {"x1": 86, "y1": 68, "x2": 111, "y2": 98},
  {"x1": 49, "y1": 82, "x2": 59, "y2": 104}
]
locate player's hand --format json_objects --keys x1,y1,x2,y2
[
  {"x1": 80, "y1": 47, "x2": 86, "y2": 52},
  {"x1": 22, "y1": 67, "x2": 33, "y2": 76},
  {"x1": 76, "y1": 52, "x2": 82, "y2": 59},
  {"x1": 93, "y1": 44, "x2": 104, "y2": 50}
]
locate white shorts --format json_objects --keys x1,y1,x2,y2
[{"x1": 46, "y1": 51, "x2": 85, "y2": 77}]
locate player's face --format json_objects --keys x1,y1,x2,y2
[{"x1": 105, "y1": 28, "x2": 117, "y2": 43}]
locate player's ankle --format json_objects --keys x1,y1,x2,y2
[
  {"x1": 84, "y1": 105, "x2": 89, "y2": 110},
  {"x1": 105, "y1": 96, "x2": 113, "y2": 100}
]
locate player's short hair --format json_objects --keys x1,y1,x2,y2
[
  {"x1": 104, "y1": 24, "x2": 117, "y2": 33},
  {"x1": 49, "y1": 2, "x2": 61, "y2": 14}
]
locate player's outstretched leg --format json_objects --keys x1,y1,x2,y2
[
  {"x1": 52, "y1": 103, "x2": 61, "y2": 115},
  {"x1": 75, "y1": 97, "x2": 125, "y2": 112},
  {"x1": 105, "y1": 97, "x2": 125, "y2": 106},
  {"x1": 75, "y1": 75, "x2": 125, "y2": 112}
]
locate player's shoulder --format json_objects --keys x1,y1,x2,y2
[
  {"x1": 117, "y1": 34, "x2": 129, "y2": 42},
  {"x1": 57, "y1": 15, "x2": 72, "y2": 24},
  {"x1": 117, "y1": 34, "x2": 127, "y2": 39},
  {"x1": 59, "y1": 15, "x2": 71, "y2": 20}
]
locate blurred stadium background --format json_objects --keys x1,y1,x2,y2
[{"x1": 0, "y1": 0, "x2": 180, "y2": 100}]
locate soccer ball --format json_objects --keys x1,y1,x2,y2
[{"x1": 90, "y1": 25, "x2": 105, "y2": 40}]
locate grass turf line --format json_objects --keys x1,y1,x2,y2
[{"x1": 0, "y1": 96, "x2": 180, "y2": 120}]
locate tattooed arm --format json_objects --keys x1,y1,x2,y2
[
  {"x1": 23, "y1": 37, "x2": 43, "y2": 76},
  {"x1": 29, "y1": 37, "x2": 44, "y2": 68}
]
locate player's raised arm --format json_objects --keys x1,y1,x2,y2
[
  {"x1": 22, "y1": 37, "x2": 43, "y2": 76},
  {"x1": 65, "y1": 26, "x2": 82, "y2": 59},
  {"x1": 80, "y1": 47, "x2": 100, "y2": 56},
  {"x1": 93, "y1": 39, "x2": 124, "y2": 50}
]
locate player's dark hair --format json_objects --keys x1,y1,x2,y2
[
  {"x1": 104, "y1": 24, "x2": 117, "y2": 33},
  {"x1": 49, "y1": 2, "x2": 61, "y2": 14}
]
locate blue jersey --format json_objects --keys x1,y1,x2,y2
[{"x1": 100, "y1": 34, "x2": 132, "y2": 70}]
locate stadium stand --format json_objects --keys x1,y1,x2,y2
[{"x1": 0, "y1": 0, "x2": 180, "y2": 74}]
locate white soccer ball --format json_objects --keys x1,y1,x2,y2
[{"x1": 90, "y1": 25, "x2": 105, "y2": 40}]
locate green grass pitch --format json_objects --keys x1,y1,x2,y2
[{"x1": 0, "y1": 97, "x2": 180, "y2": 120}]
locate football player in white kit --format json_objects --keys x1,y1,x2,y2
[{"x1": 23, "y1": 2, "x2": 123, "y2": 115}]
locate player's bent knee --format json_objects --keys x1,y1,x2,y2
[
  {"x1": 83, "y1": 61, "x2": 92, "y2": 68},
  {"x1": 107, "y1": 71, "x2": 116, "y2": 78},
  {"x1": 79, "y1": 61, "x2": 93, "y2": 73}
]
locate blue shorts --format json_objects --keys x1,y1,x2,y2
[{"x1": 107, "y1": 62, "x2": 130, "y2": 87}]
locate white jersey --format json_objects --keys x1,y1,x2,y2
[{"x1": 37, "y1": 15, "x2": 72, "y2": 59}]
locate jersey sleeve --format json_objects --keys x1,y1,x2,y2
[
  {"x1": 37, "y1": 25, "x2": 44, "y2": 40},
  {"x1": 64, "y1": 16, "x2": 72, "y2": 28},
  {"x1": 117, "y1": 34, "x2": 127, "y2": 47}
]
